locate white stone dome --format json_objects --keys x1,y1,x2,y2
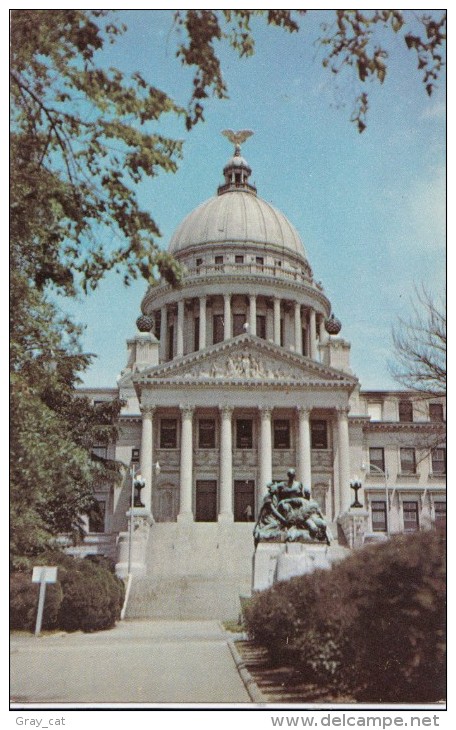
[{"x1": 168, "y1": 191, "x2": 307, "y2": 259}]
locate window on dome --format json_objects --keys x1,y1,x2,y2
[
  {"x1": 167, "y1": 325, "x2": 174, "y2": 360},
  {"x1": 256, "y1": 315, "x2": 266, "y2": 339},
  {"x1": 233, "y1": 314, "x2": 246, "y2": 337},
  {"x1": 196, "y1": 257, "x2": 203, "y2": 271},
  {"x1": 194, "y1": 317, "x2": 200, "y2": 351},
  {"x1": 215, "y1": 255, "x2": 224, "y2": 270},
  {"x1": 213, "y1": 314, "x2": 224, "y2": 344},
  {"x1": 235, "y1": 255, "x2": 244, "y2": 264},
  {"x1": 255, "y1": 256, "x2": 264, "y2": 271}
]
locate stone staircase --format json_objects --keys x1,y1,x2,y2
[
  {"x1": 126, "y1": 521, "x2": 352, "y2": 620},
  {"x1": 126, "y1": 522, "x2": 254, "y2": 620}
]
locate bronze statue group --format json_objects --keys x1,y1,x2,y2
[{"x1": 253, "y1": 468, "x2": 330, "y2": 547}]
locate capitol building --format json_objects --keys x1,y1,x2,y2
[{"x1": 79, "y1": 137, "x2": 446, "y2": 618}]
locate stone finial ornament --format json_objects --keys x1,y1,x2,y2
[
  {"x1": 136, "y1": 314, "x2": 153, "y2": 333},
  {"x1": 325, "y1": 313, "x2": 342, "y2": 335}
]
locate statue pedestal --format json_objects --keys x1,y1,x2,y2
[
  {"x1": 115, "y1": 508, "x2": 153, "y2": 578},
  {"x1": 338, "y1": 508, "x2": 369, "y2": 548},
  {"x1": 252, "y1": 541, "x2": 332, "y2": 592}
]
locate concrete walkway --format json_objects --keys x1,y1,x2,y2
[{"x1": 10, "y1": 620, "x2": 251, "y2": 705}]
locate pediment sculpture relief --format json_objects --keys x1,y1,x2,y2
[{"x1": 183, "y1": 352, "x2": 292, "y2": 380}]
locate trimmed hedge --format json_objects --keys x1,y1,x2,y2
[
  {"x1": 244, "y1": 530, "x2": 446, "y2": 703},
  {"x1": 10, "y1": 552, "x2": 125, "y2": 633}
]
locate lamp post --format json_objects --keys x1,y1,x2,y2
[{"x1": 362, "y1": 462, "x2": 390, "y2": 537}]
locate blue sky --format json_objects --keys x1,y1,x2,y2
[{"x1": 58, "y1": 9, "x2": 446, "y2": 390}]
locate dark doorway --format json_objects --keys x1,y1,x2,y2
[
  {"x1": 234, "y1": 480, "x2": 255, "y2": 522},
  {"x1": 195, "y1": 480, "x2": 217, "y2": 522}
]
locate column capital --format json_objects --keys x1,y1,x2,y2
[
  {"x1": 219, "y1": 405, "x2": 234, "y2": 418},
  {"x1": 258, "y1": 406, "x2": 273, "y2": 419},
  {"x1": 140, "y1": 405, "x2": 155, "y2": 417},
  {"x1": 336, "y1": 406, "x2": 350, "y2": 417},
  {"x1": 179, "y1": 404, "x2": 194, "y2": 418},
  {"x1": 296, "y1": 405, "x2": 312, "y2": 419}
]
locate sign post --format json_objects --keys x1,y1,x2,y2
[{"x1": 32, "y1": 566, "x2": 58, "y2": 636}]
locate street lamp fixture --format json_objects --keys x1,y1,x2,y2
[{"x1": 350, "y1": 477, "x2": 363, "y2": 508}]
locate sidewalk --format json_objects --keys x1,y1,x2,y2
[{"x1": 10, "y1": 620, "x2": 251, "y2": 705}]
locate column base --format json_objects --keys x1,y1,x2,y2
[
  {"x1": 218, "y1": 512, "x2": 234, "y2": 523},
  {"x1": 177, "y1": 512, "x2": 194, "y2": 523}
]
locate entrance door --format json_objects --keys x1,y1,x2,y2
[
  {"x1": 195, "y1": 480, "x2": 217, "y2": 522},
  {"x1": 234, "y1": 480, "x2": 255, "y2": 522}
]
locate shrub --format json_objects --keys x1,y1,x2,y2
[
  {"x1": 10, "y1": 571, "x2": 63, "y2": 631},
  {"x1": 58, "y1": 559, "x2": 124, "y2": 632},
  {"x1": 244, "y1": 530, "x2": 445, "y2": 703}
]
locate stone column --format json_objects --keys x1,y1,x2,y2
[
  {"x1": 219, "y1": 406, "x2": 234, "y2": 520},
  {"x1": 159, "y1": 305, "x2": 167, "y2": 362},
  {"x1": 249, "y1": 294, "x2": 257, "y2": 336},
  {"x1": 176, "y1": 299, "x2": 184, "y2": 357},
  {"x1": 273, "y1": 297, "x2": 281, "y2": 346},
  {"x1": 337, "y1": 407, "x2": 351, "y2": 512},
  {"x1": 297, "y1": 406, "x2": 312, "y2": 490},
  {"x1": 258, "y1": 407, "x2": 273, "y2": 511},
  {"x1": 199, "y1": 296, "x2": 207, "y2": 351},
  {"x1": 178, "y1": 405, "x2": 194, "y2": 521},
  {"x1": 309, "y1": 308, "x2": 317, "y2": 360},
  {"x1": 294, "y1": 302, "x2": 303, "y2": 354},
  {"x1": 139, "y1": 405, "x2": 155, "y2": 515},
  {"x1": 224, "y1": 294, "x2": 232, "y2": 340}
]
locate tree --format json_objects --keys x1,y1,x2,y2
[
  {"x1": 390, "y1": 285, "x2": 446, "y2": 397},
  {"x1": 174, "y1": 9, "x2": 446, "y2": 133}
]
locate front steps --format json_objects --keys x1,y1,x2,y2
[{"x1": 125, "y1": 521, "x2": 352, "y2": 620}]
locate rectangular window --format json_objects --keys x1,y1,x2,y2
[
  {"x1": 235, "y1": 255, "x2": 244, "y2": 264},
  {"x1": 92, "y1": 445, "x2": 107, "y2": 460},
  {"x1": 167, "y1": 324, "x2": 174, "y2": 360},
  {"x1": 131, "y1": 448, "x2": 140, "y2": 464},
  {"x1": 236, "y1": 419, "x2": 253, "y2": 449},
  {"x1": 256, "y1": 314, "x2": 266, "y2": 339},
  {"x1": 431, "y1": 448, "x2": 446, "y2": 475},
  {"x1": 88, "y1": 500, "x2": 106, "y2": 534},
  {"x1": 198, "y1": 419, "x2": 216, "y2": 449},
  {"x1": 403, "y1": 501, "x2": 419, "y2": 532},
  {"x1": 311, "y1": 420, "x2": 328, "y2": 449},
  {"x1": 274, "y1": 420, "x2": 290, "y2": 449},
  {"x1": 369, "y1": 447, "x2": 385, "y2": 474},
  {"x1": 256, "y1": 256, "x2": 264, "y2": 268},
  {"x1": 434, "y1": 502, "x2": 446, "y2": 529},
  {"x1": 371, "y1": 500, "x2": 387, "y2": 532},
  {"x1": 367, "y1": 402, "x2": 382, "y2": 421},
  {"x1": 399, "y1": 400, "x2": 413, "y2": 422},
  {"x1": 154, "y1": 311, "x2": 161, "y2": 340},
  {"x1": 160, "y1": 419, "x2": 177, "y2": 449},
  {"x1": 215, "y1": 255, "x2": 224, "y2": 269},
  {"x1": 194, "y1": 316, "x2": 200, "y2": 352},
  {"x1": 196, "y1": 257, "x2": 203, "y2": 270},
  {"x1": 400, "y1": 448, "x2": 416, "y2": 474},
  {"x1": 429, "y1": 403, "x2": 444, "y2": 422},
  {"x1": 233, "y1": 313, "x2": 246, "y2": 337},
  {"x1": 213, "y1": 314, "x2": 224, "y2": 344}
]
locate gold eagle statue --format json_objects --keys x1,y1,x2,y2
[{"x1": 221, "y1": 129, "x2": 254, "y2": 147}]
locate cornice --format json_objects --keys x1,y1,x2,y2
[
  {"x1": 141, "y1": 273, "x2": 331, "y2": 314},
  {"x1": 364, "y1": 421, "x2": 446, "y2": 432}
]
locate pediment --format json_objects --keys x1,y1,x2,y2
[{"x1": 134, "y1": 334, "x2": 357, "y2": 388}]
